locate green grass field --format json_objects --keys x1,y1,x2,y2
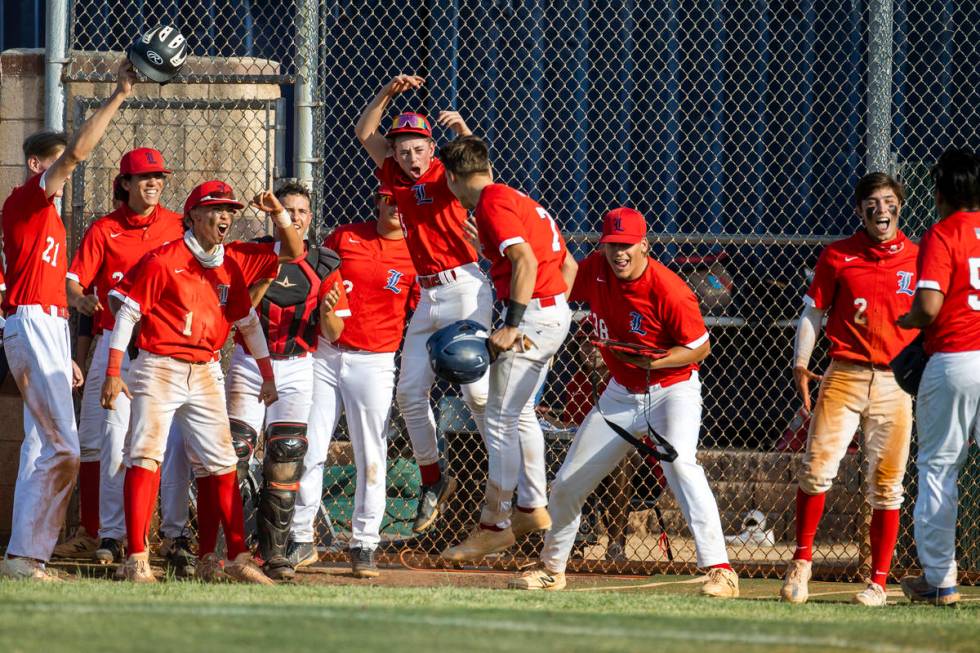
[{"x1": 1, "y1": 572, "x2": 978, "y2": 653}]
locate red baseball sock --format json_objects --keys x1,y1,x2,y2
[
  {"x1": 709, "y1": 563, "x2": 733, "y2": 572},
  {"x1": 213, "y1": 471, "x2": 248, "y2": 560},
  {"x1": 419, "y1": 463, "x2": 441, "y2": 487},
  {"x1": 870, "y1": 508, "x2": 900, "y2": 587},
  {"x1": 78, "y1": 461, "x2": 100, "y2": 536},
  {"x1": 124, "y1": 466, "x2": 160, "y2": 555},
  {"x1": 195, "y1": 476, "x2": 219, "y2": 559},
  {"x1": 793, "y1": 488, "x2": 826, "y2": 561}
]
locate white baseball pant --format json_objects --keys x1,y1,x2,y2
[
  {"x1": 3, "y1": 306, "x2": 79, "y2": 561},
  {"x1": 913, "y1": 350, "x2": 980, "y2": 589},
  {"x1": 539, "y1": 374, "x2": 730, "y2": 573},
  {"x1": 77, "y1": 334, "x2": 107, "y2": 463},
  {"x1": 292, "y1": 341, "x2": 396, "y2": 550},
  {"x1": 482, "y1": 296, "x2": 571, "y2": 527},
  {"x1": 396, "y1": 263, "x2": 492, "y2": 466},
  {"x1": 125, "y1": 352, "x2": 237, "y2": 476}
]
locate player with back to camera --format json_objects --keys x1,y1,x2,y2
[
  {"x1": 0, "y1": 58, "x2": 136, "y2": 581},
  {"x1": 437, "y1": 135, "x2": 576, "y2": 560},
  {"x1": 355, "y1": 74, "x2": 490, "y2": 533},
  {"x1": 781, "y1": 173, "x2": 918, "y2": 607},
  {"x1": 506, "y1": 208, "x2": 738, "y2": 598},
  {"x1": 291, "y1": 182, "x2": 416, "y2": 578},
  {"x1": 100, "y1": 180, "x2": 280, "y2": 584},
  {"x1": 897, "y1": 148, "x2": 980, "y2": 606}
]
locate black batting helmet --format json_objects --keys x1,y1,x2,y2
[
  {"x1": 128, "y1": 25, "x2": 188, "y2": 84},
  {"x1": 427, "y1": 320, "x2": 491, "y2": 385}
]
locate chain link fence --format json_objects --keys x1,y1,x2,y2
[{"x1": 57, "y1": 1, "x2": 980, "y2": 583}]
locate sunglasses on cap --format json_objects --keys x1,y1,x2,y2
[{"x1": 392, "y1": 114, "x2": 429, "y2": 130}]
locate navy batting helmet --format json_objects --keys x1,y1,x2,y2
[
  {"x1": 128, "y1": 25, "x2": 188, "y2": 84},
  {"x1": 427, "y1": 320, "x2": 491, "y2": 385}
]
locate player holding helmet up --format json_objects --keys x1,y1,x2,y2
[
  {"x1": 223, "y1": 181, "x2": 348, "y2": 580},
  {"x1": 355, "y1": 75, "x2": 492, "y2": 533},
  {"x1": 437, "y1": 135, "x2": 576, "y2": 561},
  {"x1": 101, "y1": 180, "x2": 279, "y2": 584},
  {"x1": 0, "y1": 58, "x2": 136, "y2": 581},
  {"x1": 507, "y1": 208, "x2": 738, "y2": 598},
  {"x1": 782, "y1": 173, "x2": 918, "y2": 607}
]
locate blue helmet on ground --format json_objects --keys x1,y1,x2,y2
[{"x1": 427, "y1": 320, "x2": 491, "y2": 385}]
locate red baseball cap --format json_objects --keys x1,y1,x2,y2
[
  {"x1": 183, "y1": 180, "x2": 245, "y2": 215},
  {"x1": 386, "y1": 112, "x2": 433, "y2": 139},
  {"x1": 599, "y1": 207, "x2": 647, "y2": 244},
  {"x1": 119, "y1": 148, "x2": 172, "y2": 175},
  {"x1": 377, "y1": 183, "x2": 394, "y2": 197}
]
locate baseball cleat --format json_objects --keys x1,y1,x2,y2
[
  {"x1": 52, "y1": 528, "x2": 100, "y2": 559},
  {"x1": 350, "y1": 547, "x2": 380, "y2": 579},
  {"x1": 507, "y1": 567, "x2": 566, "y2": 591},
  {"x1": 780, "y1": 559, "x2": 812, "y2": 604},
  {"x1": 412, "y1": 474, "x2": 459, "y2": 534},
  {"x1": 263, "y1": 555, "x2": 296, "y2": 581},
  {"x1": 118, "y1": 552, "x2": 156, "y2": 583},
  {"x1": 441, "y1": 526, "x2": 515, "y2": 562},
  {"x1": 701, "y1": 567, "x2": 740, "y2": 598},
  {"x1": 286, "y1": 541, "x2": 319, "y2": 569},
  {"x1": 162, "y1": 536, "x2": 196, "y2": 579},
  {"x1": 224, "y1": 552, "x2": 275, "y2": 585},
  {"x1": 196, "y1": 553, "x2": 228, "y2": 583},
  {"x1": 93, "y1": 538, "x2": 125, "y2": 565},
  {"x1": 511, "y1": 507, "x2": 552, "y2": 539},
  {"x1": 852, "y1": 582, "x2": 887, "y2": 607},
  {"x1": 0, "y1": 556, "x2": 63, "y2": 582},
  {"x1": 900, "y1": 575, "x2": 960, "y2": 606}
]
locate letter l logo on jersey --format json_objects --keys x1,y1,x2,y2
[
  {"x1": 629, "y1": 311, "x2": 647, "y2": 335},
  {"x1": 896, "y1": 271, "x2": 914, "y2": 296},
  {"x1": 384, "y1": 269, "x2": 403, "y2": 294},
  {"x1": 412, "y1": 184, "x2": 433, "y2": 205}
]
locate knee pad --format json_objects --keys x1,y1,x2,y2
[
  {"x1": 258, "y1": 422, "x2": 308, "y2": 560},
  {"x1": 230, "y1": 419, "x2": 258, "y2": 463}
]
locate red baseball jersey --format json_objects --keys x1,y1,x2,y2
[
  {"x1": 113, "y1": 239, "x2": 252, "y2": 363},
  {"x1": 377, "y1": 156, "x2": 477, "y2": 276},
  {"x1": 475, "y1": 183, "x2": 568, "y2": 301},
  {"x1": 805, "y1": 231, "x2": 918, "y2": 365},
  {"x1": 1, "y1": 172, "x2": 68, "y2": 312},
  {"x1": 67, "y1": 204, "x2": 183, "y2": 332},
  {"x1": 224, "y1": 240, "x2": 281, "y2": 286},
  {"x1": 570, "y1": 252, "x2": 709, "y2": 391},
  {"x1": 325, "y1": 221, "x2": 417, "y2": 352},
  {"x1": 915, "y1": 210, "x2": 980, "y2": 354}
]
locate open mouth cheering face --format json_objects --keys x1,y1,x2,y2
[
  {"x1": 859, "y1": 188, "x2": 901, "y2": 242},
  {"x1": 191, "y1": 205, "x2": 238, "y2": 250}
]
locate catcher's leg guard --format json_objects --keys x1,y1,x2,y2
[
  {"x1": 230, "y1": 419, "x2": 258, "y2": 486},
  {"x1": 258, "y1": 422, "x2": 307, "y2": 561}
]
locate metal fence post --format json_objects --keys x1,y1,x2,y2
[
  {"x1": 866, "y1": 0, "x2": 894, "y2": 174},
  {"x1": 293, "y1": 0, "x2": 318, "y2": 190},
  {"x1": 44, "y1": 0, "x2": 69, "y2": 132}
]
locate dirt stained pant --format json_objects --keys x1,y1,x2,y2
[
  {"x1": 539, "y1": 374, "x2": 730, "y2": 573},
  {"x1": 913, "y1": 350, "x2": 980, "y2": 589},
  {"x1": 3, "y1": 306, "x2": 79, "y2": 561},
  {"x1": 293, "y1": 341, "x2": 395, "y2": 550},
  {"x1": 481, "y1": 296, "x2": 571, "y2": 528},
  {"x1": 799, "y1": 360, "x2": 913, "y2": 509}
]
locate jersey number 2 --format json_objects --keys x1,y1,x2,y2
[
  {"x1": 535, "y1": 207, "x2": 561, "y2": 252},
  {"x1": 41, "y1": 237, "x2": 60, "y2": 267},
  {"x1": 853, "y1": 297, "x2": 868, "y2": 325}
]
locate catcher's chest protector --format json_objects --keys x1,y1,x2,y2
[{"x1": 259, "y1": 245, "x2": 336, "y2": 356}]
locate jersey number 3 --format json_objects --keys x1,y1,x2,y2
[{"x1": 41, "y1": 237, "x2": 60, "y2": 267}]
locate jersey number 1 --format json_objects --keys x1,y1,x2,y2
[
  {"x1": 182, "y1": 312, "x2": 193, "y2": 336},
  {"x1": 969, "y1": 257, "x2": 980, "y2": 311},
  {"x1": 535, "y1": 207, "x2": 562, "y2": 252},
  {"x1": 41, "y1": 237, "x2": 60, "y2": 267}
]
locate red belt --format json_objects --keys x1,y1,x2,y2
[
  {"x1": 622, "y1": 370, "x2": 693, "y2": 394},
  {"x1": 537, "y1": 295, "x2": 558, "y2": 308},
  {"x1": 15, "y1": 304, "x2": 69, "y2": 319},
  {"x1": 417, "y1": 269, "x2": 458, "y2": 289}
]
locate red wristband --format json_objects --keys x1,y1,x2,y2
[
  {"x1": 106, "y1": 349, "x2": 124, "y2": 377},
  {"x1": 256, "y1": 356, "x2": 274, "y2": 381}
]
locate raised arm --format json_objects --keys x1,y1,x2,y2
[
  {"x1": 43, "y1": 59, "x2": 136, "y2": 198},
  {"x1": 251, "y1": 190, "x2": 303, "y2": 262},
  {"x1": 354, "y1": 75, "x2": 425, "y2": 168}
]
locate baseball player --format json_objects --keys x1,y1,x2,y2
[
  {"x1": 897, "y1": 148, "x2": 980, "y2": 606},
  {"x1": 150, "y1": 185, "x2": 305, "y2": 578},
  {"x1": 437, "y1": 136, "x2": 575, "y2": 560},
  {"x1": 507, "y1": 208, "x2": 738, "y2": 598},
  {"x1": 0, "y1": 59, "x2": 136, "y2": 582},
  {"x1": 56, "y1": 148, "x2": 183, "y2": 566},
  {"x1": 355, "y1": 75, "x2": 492, "y2": 532},
  {"x1": 291, "y1": 182, "x2": 416, "y2": 578},
  {"x1": 101, "y1": 180, "x2": 282, "y2": 584},
  {"x1": 781, "y1": 173, "x2": 918, "y2": 607},
  {"x1": 221, "y1": 181, "x2": 347, "y2": 580}
]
